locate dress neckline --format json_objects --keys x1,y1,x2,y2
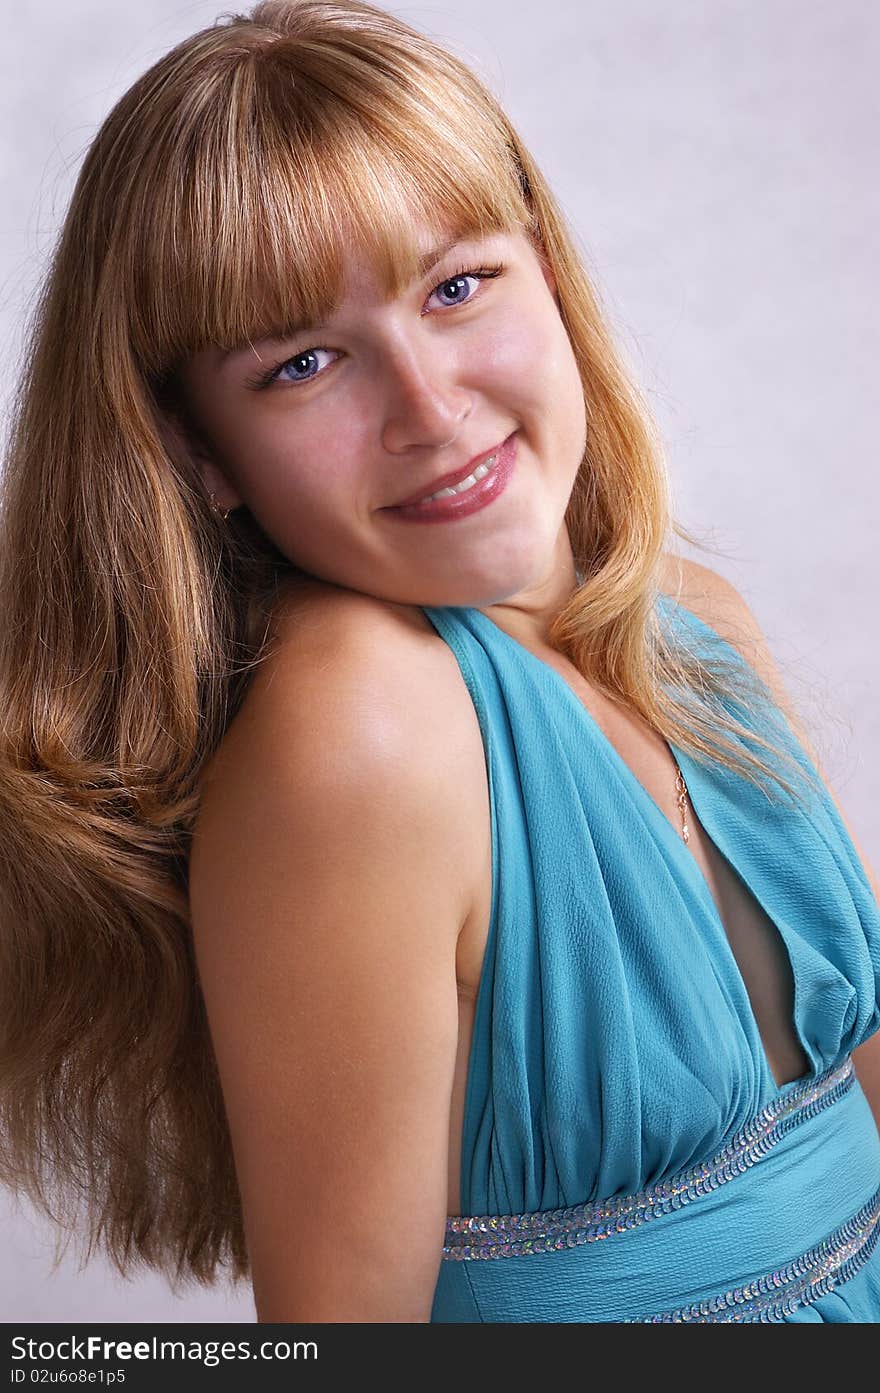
[
  {"x1": 453, "y1": 601, "x2": 707, "y2": 868},
  {"x1": 430, "y1": 598, "x2": 814, "y2": 1102}
]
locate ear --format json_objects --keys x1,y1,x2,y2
[{"x1": 158, "y1": 406, "x2": 243, "y2": 514}]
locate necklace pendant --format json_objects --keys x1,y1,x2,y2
[{"x1": 674, "y1": 763, "x2": 691, "y2": 844}]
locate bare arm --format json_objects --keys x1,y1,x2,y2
[
  {"x1": 667, "y1": 556, "x2": 880, "y2": 1128},
  {"x1": 188, "y1": 599, "x2": 472, "y2": 1320}
]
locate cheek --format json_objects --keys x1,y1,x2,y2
[
  {"x1": 480, "y1": 306, "x2": 584, "y2": 424},
  {"x1": 222, "y1": 413, "x2": 362, "y2": 509}
]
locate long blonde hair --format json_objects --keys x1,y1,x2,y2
[{"x1": 0, "y1": 0, "x2": 822, "y2": 1290}]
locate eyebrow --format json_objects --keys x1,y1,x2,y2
[{"x1": 218, "y1": 235, "x2": 473, "y2": 364}]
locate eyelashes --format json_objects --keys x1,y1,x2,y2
[
  {"x1": 431, "y1": 262, "x2": 505, "y2": 308},
  {"x1": 243, "y1": 262, "x2": 505, "y2": 391},
  {"x1": 244, "y1": 346, "x2": 338, "y2": 393}
]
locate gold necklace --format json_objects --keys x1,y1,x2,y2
[
  {"x1": 674, "y1": 762, "x2": 691, "y2": 844},
  {"x1": 573, "y1": 561, "x2": 691, "y2": 846}
]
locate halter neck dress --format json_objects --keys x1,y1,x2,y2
[{"x1": 420, "y1": 594, "x2": 880, "y2": 1322}]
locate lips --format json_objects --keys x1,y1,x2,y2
[{"x1": 388, "y1": 439, "x2": 509, "y2": 509}]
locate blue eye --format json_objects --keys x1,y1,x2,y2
[
  {"x1": 245, "y1": 262, "x2": 504, "y2": 391},
  {"x1": 273, "y1": 348, "x2": 337, "y2": 385},
  {"x1": 245, "y1": 346, "x2": 339, "y2": 391},
  {"x1": 429, "y1": 264, "x2": 504, "y2": 309}
]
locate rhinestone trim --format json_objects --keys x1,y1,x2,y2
[
  {"x1": 443, "y1": 1056, "x2": 854, "y2": 1261},
  {"x1": 628, "y1": 1186, "x2": 880, "y2": 1322}
]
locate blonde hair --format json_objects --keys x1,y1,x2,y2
[{"x1": 0, "y1": 0, "x2": 822, "y2": 1290}]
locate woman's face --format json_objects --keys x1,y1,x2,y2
[{"x1": 176, "y1": 222, "x2": 587, "y2": 610}]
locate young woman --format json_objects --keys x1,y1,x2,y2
[{"x1": 0, "y1": 0, "x2": 878, "y2": 1323}]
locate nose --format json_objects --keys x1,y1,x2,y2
[{"x1": 379, "y1": 336, "x2": 472, "y2": 455}]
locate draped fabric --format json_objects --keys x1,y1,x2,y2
[{"x1": 421, "y1": 595, "x2": 880, "y2": 1322}]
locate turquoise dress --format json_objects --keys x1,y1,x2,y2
[{"x1": 421, "y1": 595, "x2": 880, "y2": 1322}]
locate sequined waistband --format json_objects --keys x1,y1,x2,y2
[
  {"x1": 443, "y1": 1056, "x2": 855, "y2": 1262},
  {"x1": 628, "y1": 1185, "x2": 880, "y2": 1321}
]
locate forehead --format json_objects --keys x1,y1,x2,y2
[
  {"x1": 187, "y1": 222, "x2": 531, "y2": 376},
  {"x1": 338, "y1": 220, "x2": 520, "y2": 297}
]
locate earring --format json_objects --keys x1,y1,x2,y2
[{"x1": 209, "y1": 491, "x2": 232, "y2": 521}]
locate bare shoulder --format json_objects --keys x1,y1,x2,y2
[
  {"x1": 657, "y1": 552, "x2": 758, "y2": 651},
  {"x1": 657, "y1": 550, "x2": 808, "y2": 730},
  {"x1": 194, "y1": 574, "x2": 490, "y2": 954},
  {"x1": 657, "y1": 552, "x2": 880, "y2": 905},
  {"x1": 657, "y1": 551, "x2": 801, "y2": 707},
  {"x1": 187, "y1": 577, "x2": 487, "y2": 1319},
  {"x1": 203, "y1": 575, "x2": 482, "y2": 809}
]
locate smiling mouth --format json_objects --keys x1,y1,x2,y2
[
  {"x1": 388, "y1": 438, "x2": 509, "y2": 509},
  {"x1": 410, "y1": 453, "x2": 499, "y2": 506},
  {"x1": 381, "y1": 432, "x2": 517, "y2": 523}
]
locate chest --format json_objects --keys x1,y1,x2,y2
[{"x1": 452, "y1": 656, "x2": 810, "y2": 1089}]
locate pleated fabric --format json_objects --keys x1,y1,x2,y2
[{"x1": 421, "y1": 595, "x2": 880, "y2": 1322}]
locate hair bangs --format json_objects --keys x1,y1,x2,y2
[{"x1": 131, "y1": 37, "x2": 532, "y2": 386}]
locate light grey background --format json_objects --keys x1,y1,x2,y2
[{"x1": 1, "y1": 0, "x2": 877, "y2": 1321}]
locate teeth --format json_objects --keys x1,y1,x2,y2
[{"x1": 421, "y1": 454, "x2": 498, "y2": 504}]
